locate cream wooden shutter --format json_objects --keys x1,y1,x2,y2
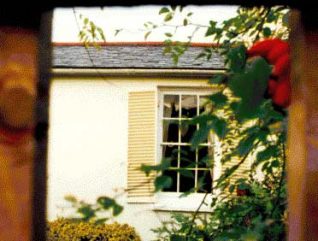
[
  {"x1": 221, "y1": 129, "x2": 252, "y2": 193},
  {"x1": 221, "y1": 154, "x2": 251, "y2": 184},
  {"x1": 127, "y1": 91, "x2": 156, "y2": 202}
]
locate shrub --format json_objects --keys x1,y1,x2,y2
[{"x1": 47, "y1": 218, "x2": 141, "y2": 241}]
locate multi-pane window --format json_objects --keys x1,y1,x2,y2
[{"x1": 160, "y1": 92, "x2": 214, "y2": 193}]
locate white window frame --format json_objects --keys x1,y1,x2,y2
[{"x1": 154, "y1": 87, "x2": 220, "y2": 212}]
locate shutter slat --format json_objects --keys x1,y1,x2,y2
[
  {"x1": 221, "y1": 127, "x2": 252, "y2": 195},
  {"x1": 128, "y1": 91, "x2": 156, "y2": 200}
]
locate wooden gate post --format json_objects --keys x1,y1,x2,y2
[{"x1": 288, "y1": 9, "x2": 318, "y2": 241}]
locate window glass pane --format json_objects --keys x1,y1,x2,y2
[
  {"x1": 164, "y1": 95, "x2": 179, "y2": 118},
  {"x1": 198, "y1": 147, "x2": 208, "y2": 168},
  {"x1": 161, "y1": 91, "x2": 214, "y2": 194},
  {"x1": 199, "y1": 95, "x2": 211, "y2": 114},
  {"x1": 162, "y1": 145, "x2": 178, "y2": 167},
  {"x1": 180, "y1": 170, "x2": 195, "y2": 192},
  {"x1": 180, "y1": 146, "x2": 196, "y2": 168},
  {"x1": 181, "y1": 95, "x2": 197, "y2": 118},
  {"x1": 198, "y1": 170, "x2": 212, "y2": 193},
  {"x1": 162, "y1": 170, "x2": 177, "y2": 192},
  {"x1": 180, "y1": 121, "x2": 197, "y2": 143},
  {"x1": 162, "y1": 120, "x2": 179, "y2": 143}
]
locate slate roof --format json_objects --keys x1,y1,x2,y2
[{"x1": 52, "y1": 43, "x2": 225, "y2": 69}]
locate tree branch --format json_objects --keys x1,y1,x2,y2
[{"x1": 187, "y1": 191, "x2": 209, "y2": 236}]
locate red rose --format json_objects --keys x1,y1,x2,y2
[
  {"x1": 272, "y1": 53, "x2": 290, "y2": 77},
  {"x1": 247, "y1": 39, "x2": 291, "y2": 108},
  {"x1": 236, "y1": 187, "x2": 250, "y2": 197},
  {"x1": 271, "y1": 77, "x2": 291, "y2": 108},
  {"x1": 236, "y1": 188, "x2": 247, "y2": 196}
]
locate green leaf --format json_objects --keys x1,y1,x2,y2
[
  {"x1": 159, "y1": 7, "x2": 169, "y2": 14},
  {"x1": 155, "y1": 175, "x2": 172, "y2": 191},
  {"x1": 229, "y1": 57, "x2": 271, "y2": 120},
  {"x1": 229, "y1": 184, "x2": 235, "y2": 193},
  {"x1": 209, "y1": 92, "x2": 228, "y2": 108},
  {"x1": 282, "y1": 13, "x2": 289, "y2": 27},
  {"x1": 112, "y1": 204, "x2": 124, "y2": 216},
  {"x1": 237, "y1": 182, "x2": 249, "y2": 190},
  {"x1": 198, "y1": 155, "x2": 213, "y2": 168},
  {"x1": 141, "y1": 159, "x2": 171, "y2": 176},
  {"x1": 240, "y1": 231, "x2": 261, "y2": 241},
  {"x1": 212, "y1": 117, "x2": 227, "y2": 139},
  {"x1": 271, "y1": 159, "x2": 280, "y2": 168},
  {"x1": 95, "y1": 218, "x2": 108, "y2": 224},
  {"x1": 78, "y1": 205, "x2": 95, "y2": 220},
  {"x1": 163, "y1": 46, "x2": 172, "y2": 54},
  {"x1": 172, "y1": 54, "x2": 179, "y2": 65},
  {"x1": 256, "y1": 146, "x2": 277, "y2": 162},
  {"x1": 173, "y1": 45, "x2": 185, "y2": 54},
  {"x1": 263, "y1": 27, "x2": 271, "y2": 37},
  {"x1": 205, "y1": 21, "x2": 217, "y2": 37},
  {"x1": 237, "y1": 134, "x2": 258, "y2": 157},
  {"x1": 171, "y1": 234, "x2": 187, "y2": 241},
  {"x1": 245, "y1": 19, "x2": 256, "y2": 29},
  {"x1": 209, "y1": 75, "x2": 227, "y2": 84},
  {"x1": 191, "y1": 115, "x2": 227, "y2": 146},
  {"x1": 97, "y1": 196, "x2": 115, "y2": 209},
  {"x1": 64, "y1": 195, "x2": 77, "y2": 203},
  {"x1": 205, "y1": 27, "x2": 215, "y2": 37},
  {"x1": 195, "y1": 52, "x2": 206, "y2": 60},
  {"x1": 165, "y1": 32, "x2": 173, "y2": 37},
  {"x1": 267, "y1": 11, "x2": 277, "y2": 23},
  {"x1": 178, "y1": 169, "x2": 194, "y2": 178},
  {"x1": 190, "y1": 123, "x2": 212, "y2": 148},
  {"x1": 114, "y1": 29, "x2": 122, "y2": 36},
  {"x1": 227, "y1": 44, "x2": 247, "y2": 73},
  {"x1": 164, "y1": 13, "x2": 173, "y2": 22},
  {"x1": 144, "y1": 31, "x2": 151, "y2": 40}
]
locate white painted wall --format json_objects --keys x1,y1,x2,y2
[{"x1": 47, "y1": 76, "x2": 216, "y2": 240}]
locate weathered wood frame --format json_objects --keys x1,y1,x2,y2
[{"x1": 3, "y1": 4, "x2": 313, "y2": 241}]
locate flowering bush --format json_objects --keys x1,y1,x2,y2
[
  {"x1": 47, "y1": 218, "x2": 141, "y2": 241},
  {"x1": 247, "y1": 39, "x2": 291, "y2": 108}
]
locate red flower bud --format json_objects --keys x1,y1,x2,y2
[
  {"x1": 267, "y1": 40, "x2": 289, "y2": 64},
  {"x1": 272, "y1": 53, "x2": 290, "y2": 77},
  {"x1": 268, "y1": 79, "x2": 278, "y2": 96},
  {"x1": 237, "y1": 189, "x2": 247, "y2": 196},
  {"x1": 247, "y1": 39, "x2": 278, "y2": 57},
  {"x1": 248, "y1": 38, "x2": 291, "y2": 109},
  {"x1": 272, "y1": 77, "x2": 291, "y2": 108}
]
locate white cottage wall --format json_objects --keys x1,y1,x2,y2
[{"x1": 47, "y1": 76, "x2": 215, "y2": 240}]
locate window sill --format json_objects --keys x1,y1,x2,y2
[{"x1": 153, "y1": 192, "x2": 214, "y2": 213}]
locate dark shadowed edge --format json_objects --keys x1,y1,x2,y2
[{"x1": 32, "y1": 11, "x2": 52, "y2": 241}]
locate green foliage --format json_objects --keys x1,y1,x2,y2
[
  {"x1": 207, "y1": 6, "x2": 289, "y2": 46},
  {"x1": 141, "y1": 5, "x2": 290, "y2": 241},
  {"x1": 47, "y1": 218, "x2": 141, "y2": 241},
  {"x1": 157, "y1": 6, "x2": 289, "y2": 65},
  {"x1": 152, "y1": 180, "x2": 287, "y2": 241},
  {"x1": 155, "y1": 175, "x2": 173, "y2": 191},
  {"x1": 77, "y1": 14, "x2": 106, "y2": 48},
  {"x1": 63, "y1": 195, "x2": 123, "y2": 224}
]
